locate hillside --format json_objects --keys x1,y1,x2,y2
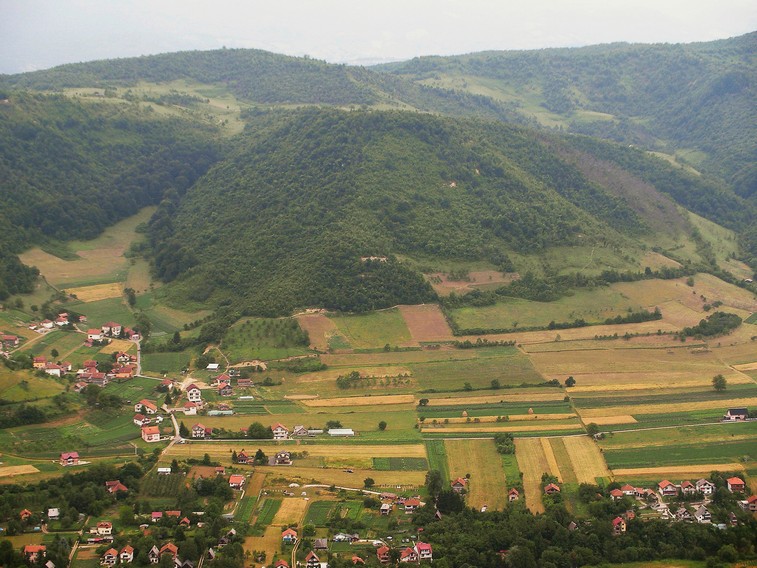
[
  {"x1": 146, "y1": 108, "x2": 748, "y2": 316},
  {"x1": 377, "y1": 33, "x2": 757, "y2": 195}
]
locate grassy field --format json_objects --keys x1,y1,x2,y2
[
  {"x1": 221, "y1": 317, "x2": 311, "y2": 362},
  {"x1": 604, "y1": 439, "x2": 756, "y2": 469},
  {"x1": 255, "y1": 498, "x2": 282, "y2": 526},
  {"x1": 69, "y1": 297, "x2": 136, "y2": 328},
  {"x1": 0, "y1": 369, "x2": 65, "y2": 402},
  {"x1": 445, "y1": 439, "x2": 507, "y2": 510},
  {"x1": 141, "y1": 350, "x2": 192, "y2": 375},
  {"x1": 425, "y1": 440, "x2": 450, "y2": 484},
  {"x1": 329, "y1": 308, "x2": 413, "y2": 348}
]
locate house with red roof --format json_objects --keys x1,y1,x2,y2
[
  {"x1": 658, "y1": 480, "x2": 677, "y2": 497},
  {"x1": 620, "y1": 484, "x2": 637, "y2": 496},
  {"x1": 508, "y1": 488, "x2": 520, "y2": 502},
  {"x1": 415, "y1": 542, "x2": 433, "y2": 561},
  {"x1": 186, "y1": 384, "x2": 202, "y2": 403},
  {"x1": 229, "y1": 474, "x2": 245, "y2": 489},
  {"x1": 24, "y1": 545, "x2": 46, "y2": 562},
  {"x1": 451, "y1": 477, "x2": 467, "y2": 493},
  {"x1": 1, "y1": 334, "x2": 19, "y2": 348},
  {"x1": 271, "y1": 423, "x2": 289, "y2": 440},
  {"x1": 33, "y1": 356, "x2": 47, "y2": 369},
  {"x1": 141, "y1": 425, "x2": 161, "y2": 443},
  {"x1": 105, "y1": 480, "x2": 128, "y2": 493},
  {"x1": 120, "y1": 546, "x2": 134, "y2": 563},
  {"x1": 304, "y1": 551, "x2": 320, "y2": 568},
  {"x1": 610, "y1": 489, "x2": 624, "y2": 501},
  {"x1": 404, "y1": 498, "x2": 421, "y2": 513},
  {"x1": 192, "y1": 423, "x2": 210, "y2": 439},
  {"x1": 399, "y1": 547, "x2": 419, "y2": 563},
  {"x1": 87, "y1": 329, "x2": 103, "y2": 341},
  {"x1": 151, "y1": 512, "x2": 163, "y2": 523},
  {"x1": 544, "y1": 483, "x2": 561, "y2": 495},
  {"x1": 236, "y1": 450, "x2": 249, "y2": 464},
  {"x1": 133, "y1": 414, "x2": 149, "y2": 426},
  {"x1": 159, "y1": 543, "x2": 178, "y2": 558},
  {"x1": 101, "y1": 548, "x2": 118, "y2": 566},
  {"x1": 612, "y1": 517, "x2": 626, "y2": 535},
  {"x1": 96, "y1": 521, "x2": 113, "y2": 536},
  {"x1": 60, "y1": 451, "x2": 79, "y2": 466},
  {"x1": 746, "y1": 495, "x2": 757, "y2": 512},
  {"x1": 274, "y1": 561, "x2": 290, "y2": 568},
  {"x1": 20, "y1": 509, "x2": 32, "y2": 520},
  {"x1": 135, "y1": 400, "x2": 158, "y2": 414},
  {"x1": 44, "y1": 362, "x2": 64, "y2": 377},
  {"x1": 182, "y1": 401, "x2": 198, "y2": 415},
  {"x1": 281, "y1": 528, "x2": 298, "y2": 543},
  {"x1": 727, "y1": 477, "x2": 745, "y2": 492},
  {"x1": 376, "y1": 545, "x2": 391, "y2": 564}
]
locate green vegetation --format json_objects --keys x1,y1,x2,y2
[
  {"x1": 603, "y1": 439, "x2": 756, "y2": 469},
  {"x1": 221, "y1": 317, "x2": 310, "y2": 362},
  {"x1": 425, "y1": 440, "x2": 450, "y2": 484},
  {"x1": 372, "y1": 457, "x2": 428, "y2": 471},
  {"x1": 255, "y1": 498, "x2": 282, "y2": 526}
]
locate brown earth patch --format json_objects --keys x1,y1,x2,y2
[
  {"x1": 295, "y1": 313, "x2": 338, "y2": 351},
  {"x1": 398, "y1": 304, "x2": 455, "y2": 342}
]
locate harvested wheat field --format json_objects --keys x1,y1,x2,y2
[
  {"x1": 68, "y1": 282, "x2": 124, "y2": 302},
  {"x1": 586, "y1": 415, "x2": 638, "y2": 425},
  {"x1": 99, "y1": 339, "x2": 136, "y2": 355},
  {"x1": 579, "y1": 396, "x2": 757, "y2": 419},
  {"x1": 733, "y1": 362, "x2": 757, "y2": 372},
  {"x1": 0, "y1": 465, "x2": 39, "y2": 477},
  {"x1": 515, "y1": 438, "x2": 553, "y2": 513},
  {"x1": 561, "y1": 437, "x2": 612, "y2": 483},
  {"x1": 422, "y1": 423, "x2": 580, "y2": 434},
  {"x1": 268, "y1": 466, "x2": 425, "y2": 488},
  {"x1": 243, "y1": 525, "x2": 281, "y2": 568},
  {"x1": 399, "y1": 304, "x2": 455, "y2": 342},
  {"x1": 541, "y1": 438, "x2": 562, "y2": 482},
  {"x1": 613, "y1": 463, "x2": 744, "y2": 477},
  {"x1": 165, "y1": 443, "x2": 426, "y2": 462},
  {"x1": 445, "y1": 439, "x2": 507, "y2": 510},
  {"x1": 302, "y1": 394, "x2": 415, "y2": 407},
  {"x1": 426, "y1": 392, "x2": 566, "y2": 406},
  {"x1": 295, "y1": 313, "x2": 338, "y2": 351},
  {"x1": 304, "y1": 444, "x2": 426, "y2": 458},
  {"x1": 439, "y1": 414, "x2": 575, "y2": 424},
  {"x1": 272, "y1": 498, "x2": 309, "y2": 525}
]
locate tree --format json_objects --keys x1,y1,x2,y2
[
  {"x1": 164, "y1": 391, "x2": 173, "y2": 406},
  {"x1": 490, "y1": 379, "x2": 500, "y2": 390},
  {"x1": 378, "y1": 421, "x2": 387, "y2": 431},
  {"x1": 248, "y1": 422, "x2": 273, "y2": 439},
  {"x1": 231, "y1": 450, "x2": 238, "y2": 463},
  {"x1": 124, "y1": 287, "x2": 137, "y2": 307},
  {"x1": 586, "y1": 423, "x2": 600, "y2": 436},
  {"x1": 418, "y1": 398, "x2": 429, "y2": 406},
  {"x1": 425, "y1": 470, "x2": 444, "y2": 500},
  {"x1": 363, "y1": 477, "x2": 375, "y2": 488},
  {"x1": 565, "y1": 376, "x2": 576, "y2": 387},
  {"x1": 712, "y1": 374, "x2": 727, "y2": 392},
  {"x1": 51, "y1": 348, "x2": 59, "y2": 359},
  {"x1": 171, "y1": 459, "x2": 179, "y2": 473},
  {"x1": 253, "y1": 449, "x2": 267, "y2": 465},
  {"x1": 463, "y1": 382, "x2": 473, "y2": 391},
  {"x1": 326, "y1": 420, "x2": 342, "y2": 429},
  {"x1": 179, "y1": 421, "x2": 189, "y2": 438}
]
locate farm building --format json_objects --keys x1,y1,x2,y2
[
  {"x1": 723, "y1": 408, "x2": 748, "y2": 421},
  {"x1": 60, "y1": 452, "x2": 79, "y2": 466},
  {"x1": 328, "y1": 428, "x2": 355, "y2": 437}
]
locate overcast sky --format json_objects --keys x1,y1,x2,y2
[{"x1": 1, "y1": 0, "x2": 755, "y2": 74}]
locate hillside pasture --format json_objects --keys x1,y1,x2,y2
[
  {"x1": 0, "y1": 369, "x2": 65, "y2": 402},
  {"x1": 599, "y1": 422, "x2": 757, "y2": 450},
  {"x1": 328, "y1": 309, "x2": 413, "y2": 348},
  {"x1": 398, "y1": 304, "x2": 455, "y2": 342},
  {"x1": 445, "y1": 439, "x2": 507, "y2": 510},
  {"x1": 70, "y1": 297, "x2": 136, "y2": 328}
]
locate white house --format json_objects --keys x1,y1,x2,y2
[
  {"x1": 186, "y1": 384, "x2": 202, "y2": 403},
  {"x1": 271, "y1": 423, "x2": 289, "y2": 440}
]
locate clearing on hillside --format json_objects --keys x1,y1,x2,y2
[
  {"x1": 328, "y1": 308, "x2": 413, "y2": 349},
  {"x1": 425, "y1": 271, "x2": 518, "y2": 296},
  {"x1": 295, "y1": 312, "x2": 338, "y2": 351},
  {"x1": 445, "y1": 439, "x2": 507, "y2": 510},
  {"x1": 398, "y1": 304, "x2": 455, "y2": 342},
  {"x1": 68, "y1": 282, "x2": 124, "y2": 302},
  {"x1": 561, "y1": 437, "x2": 612, "y2": 484}
]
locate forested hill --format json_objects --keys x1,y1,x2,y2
[
  {"x1": 0, "y1": 92, "x2": 221, "y2": 299},
  {"x1": 0, "y1": 48, "x2": 524, "y2": 125},
  {"x1": 377, "y1": 32, "x2": 757, "y2": 194},
  {"x1": 146, "y1": 108, "x2": 749, "y2": 316}
]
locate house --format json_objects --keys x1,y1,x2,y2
[
  {"x1": 271, "y1": 423, "x2": 289, "y2": 440},
  {"x1": 696, "y1": 479, "x2": 715, "y2": 495},
  {"x1": 747, "y1": 495, "x2": 757, "y2": 512},
  {"x1": 158, "y1": 468, "x2": 172, "y2": 475},
  {"x1": 141, "y1": 426, "x2": 161, "y2": 443},
  {"x1": 105, "y1": 480, "x2": 128, "y2": 493},
  {"x1": 694, "y1": 505, "x2": 711, "y2": 523},
  {"x1": 380, "y1": 503, "x2": 392, "y2": 515},
  {"x1": 182, "y1": 402, "x2": 198, "y2": 415},
  {"x1": 313, "y1": 538, "x2": 328, "y2": 551},
  {"x1": 24, "y1": 545, "x2": 47, "y2": 562},
  {"x1": 214, "y1": 373, "x2": 230, "y2": 385},
  {"x1": 166, "y1": 511, "x2": 181, "y2": 520},
  {"x1": 620, "y1": 484, "x2": 636, "y2": 496},
  {"x1": 186, "y1": 384, "x2": 202, "y2": 403},
  {"x1": 723, "y1": 407, "x2": 748, "y2": 421},
  {"x1": 237, "y1": 378, "x2": 253, "y2": 388},
  {"x1": 218, "y1": 384, "x2": 233, "y2": 397},
  {"x1": 281, "y1": 527, "x2": 299, "y2": 543},
  {"x1": 120, "y1": 546, "x2": 134, "y2": 563},
  {"x1": 727, "y1": 477, "x2": 745, "y2": 492},
  {"x1": 351, "y1": 556, "x2": 365, "y2": 566},
  {"x1": 192, "y1": 423, "x2": 209, "y2": 439},
  {"x1": 544, "y1": 483, "x2": 561, "y2": 495},
  {"x1": 658, "y1": 480, "x2": 678, "y2": 497},
  {"x1": 404, "y1": 498, "x2": 421, "y2": 513},
  {"x1": 97, "y1": 522, "x2": 113, "y2": 536},
  {"x1": 215, "y1": 466, "x2": 225, "y2": 475},
  {"x1": 291, "y1": 425, "x2": 308, "y2": 437},
  {"x1": 20, "y1": 508, "x2": 32, "y2": 520},
  {"x1": 151, "y1": 512, "x2": 163, "y2": 523},
  {"x1": 40, "y1": 320, "x2": 54, "y2": 330},
  {"x1": 612, "y1": 517, "x2": 626, "y2": 535},
  {"x1": 102, "y1": 322, "x2": 122, "y2": 337},
  {"x1": 180, "y1": 517, "x2": 190, "y2": 527},
  {"x1": 148, "y1": 546, "x2": 161, "y2": 564},
  {"x1": 274, "y1": 451, "x2": 292, "y2": 465},
  {"x1": 136, "y1": 400, "x2": 158, "y2": 414},
  {"x1": 33, "y1": 356, "x2": 47, "y2": 369},
  {"x1": 728, "y1": 511, "x2": 739, "y2": 526},
  {"x1": 399, "y1": 547, "x2": 419, "y2": 563},
  {"x1": 1, "y1": 335, "x2": 19, "y2": 347},
  {"x1": 113, "y1": 365, "x2": 135, "y2": 380},
  {"x1": 48, "y1": 508, "x2": 60, "y2": 520},
  {"x1": 236, "y1": 451, "x2": 249, "y2": 464},
  {"x1": 133, "y1": 414, "x2": 149, "y2": 426},
  {"x1": 87, "y1": 329, "x2": 103, "y2": 341},
  {"x1": 305, "y1": 551, "x2": 321, "y2": 568},
  {"x1": 328, "y1": 428, "x2": 355, "y2": 437},
  {"x1": 415, "y1": 542, "x2": 433, "y2": 561},
  {"x1": 680, "y1": 480, "x2": 696, "y2": 495},
  {"x1": 83, "y1": 360, "x2": 98, "y2": 370},
  {"x1": 451, "y1": 477, "x2": 467, "y2": 493},
  {"x1": 60, "y1": 451, "x2": 79, "y2": 466},
  {"x1": 376, "y1": 545, "x2": 391, "y2": 564},
  {"x1": 159, "y1": 543, "x2": 178, "y2": 559},
  {"x1": 160, "y1": 378, "x2": 174, "y2": 389},
  {"x1": 44, "y1": 363, "x2": 63, "y2": 377},
  {"x1": 73, "y1": 381, "x2": 88, "y2": 392},
  {"x1": 508, "y1": 488, "x2": 520, "y2": 502},
  {"x1": 610, "y1": 489, "x2": 624, "y2": 501},
  {"x1": 229, "y1": 474, "x2": 245, "y2": 489},
  {"x1": 274, "y1": 561, "x2": 289, "y2": 568},
  {"x1": 206, "y1": 363, "x2": 220, "y2": 371},
  {"x1": 674, "y1": 507, "x2": 693, "y2": 522}
]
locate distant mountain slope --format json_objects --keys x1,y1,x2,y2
[
  {"x1": 147, "y1": 109, "x2": 747, "y2": 316},
  {"x1": 377, "y1": 33, "x2": 757, "y2": 193}
]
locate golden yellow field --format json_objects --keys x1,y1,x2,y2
[
  {"x1": 302, "y1": 394, "x2": 415, "y2": 407},
  {"x1": 164, "y1": 443, "x2": 427, "y2": 462},
  {"x1": 436, "y1": 414, "x2": 575, "y2": 424},
  {"x1": 586, "y1": 415, "x2": 638, "y2": 425},
  {"x1": 613, "y1": 463, "x2": 744, "y2": 477},
  {"x1": 445, "y1": 439, "x2": 507, "y2": 510},
  {"x1": 99, "y1": 339, "x2": 136, "y2": 354},
  {"x1": 514, "y1": 438, "x2": 549, "y2": 513},
  {"x1": 541, "y1": 438, "x2": 562, "y2": 482},
  {"x1": 426, "y1": 392, "x2": 566, "y2": 406},
  {"x1": 266, "y1": 466, "x2": 425, "y2": 488},
  {"x1": 243, "y1": 525, "x2": 282, "y2": 568},
  {"x1": 67, "y1": 282, "x2": 123, "y2": 302},
  {"x1": 579, "y1": 396, "x2": 757, "y2": 418},
  {"x1": 0, "y1": 465, "x2": 39, "y2": 477},
  {"x1": 272, "y1": 498, "x2": 309, "y2": 525},
  {"x1": 422, "y1": 424, "x2": 579, "y2": 434},
  {"x1": 561, "y1": 437, "x2": 611, "y2": 483},
  {"x1": 734, "y1": 362, "x2": 757, "y2": 371}
]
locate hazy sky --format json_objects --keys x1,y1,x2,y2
[{"x1": 1, "y1": 0, "x2": 755, "y2": 74}]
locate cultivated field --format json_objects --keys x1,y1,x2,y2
[
  {"x1": 67, "y1": 282, "x2": 123, "y2": 302},
  {"x1": 272, "y1": 498, "x2": 309, "y2": 525},
  {"x1": 514, "y1": 438, "x2": 554, "y2": 513},
  {"x1": 0, "y1": 465, "x2": 39, "y2": 477},
  {"x1": 445, "y1": 439, "x2": 507, "y2": 510},
  {"x1": 398, "y1": 304, "x2": 455, "y2": 342},
  {"x1": 578, "y1": 396, "x2": 757, "y2": 419},
  {"x1": 301, "y1": 394, "x2": 416, "y2": 407},
  {"x1": 422, "y1": 423, "x2": 581, "y2": 434},
  {"x1": 295, "y1": 312, "x2": 338, "y2": 351},
  {"x1": 560, "y1": 437, "x2": 612, "y2": 484},
  {"x1": 329, "y1": 308, "x2": 413, "y2": 348},
  {"x1": 425, "y1": 271, "x2": 518, "y2": 296},
  {"x1": 612, "y1": 464, "x2": 745, "y2": 477}
]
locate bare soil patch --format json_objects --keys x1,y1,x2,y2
[
  {"x1": 426, "y1": 271, "x2": 518, "y2": 296},
  {"x1": 398, "y1": 304, "x2": 455, "y2": 342},
  {"x1": 295, "y1": 313, "x2": 338, "y2": 351}
]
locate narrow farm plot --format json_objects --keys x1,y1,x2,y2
[
  {"x1": 301, "y1": 394, "x2": 415, "y2": 407},
  {"x1": 587, "y1": 415, "x2": 638, "y2": 426},
  {"x1": 612, "y1": 464, "x2": 745, "y2": 477},
  {"x1": 541, "y1": 438, "x2": 562, "y2": 482},
  {"x1": 561, "y1": 437, "x2": 612, "y2": 484},
  {"x1": 67, "y1": 282, "x2": 123, "y2": 302},
  {"x1": 514, "y1": 438, "x2": 551, "y2": 513},
  {"x1": 421, "y1": 423, "x2": 581, "y2": 434},
  {"x1": 578, "y1": 396, "x2": 757, "y2": 419},
  {"x1": 426, "y1": 391, "x2": 567, "y2": 406},
  {"x1": 0, "y1": 465, "x2": 40, "y2": 477},
  {"x1": 398, "y1": 304, "x2": 455, "y2": 342},
  {"x1": 445, "y1": 439, "x2": 507, "y2": 510},
  {"x1": 272, "y1": 498, "x2": 309, "y2": 525}
]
